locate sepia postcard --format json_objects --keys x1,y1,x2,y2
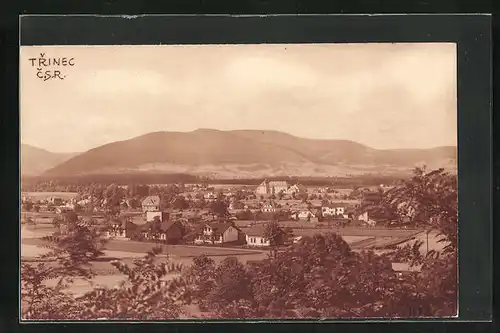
[{"x1": 20, "y1": 42, "x2": 459, "y2": 321}]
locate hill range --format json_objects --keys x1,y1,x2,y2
[
  {"x1": 21, "y1": 144, "x2": 79, "y2": 176},
  {"x1": 35, "y1": 129, "x2": 457, "y2": 179}
]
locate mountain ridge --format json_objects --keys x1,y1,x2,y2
[{"x1": 41, "y1": 129, "x2": 457, "y2": 178}]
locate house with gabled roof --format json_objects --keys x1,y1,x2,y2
[
  {"x1": 261, "y1": 201, "x2": 278, "y2": 213},
  {"x1": 140, "y1": 219, "x2": 183, "y2": 244},
  {"x1": 142, "y1": 195, "x2": 161, "y2": 213},
  {"x1": 194, "y1": 222, "x2": 240, "y2": 245},
  {"x1": 105, "y1": 219, "x2": 140, "y2": 240},
  {"x1": 244, "y1": 227, "x2": 271, "y2": 247}
]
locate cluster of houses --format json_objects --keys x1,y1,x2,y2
[
  {"x1": 104, "y1": 188, "x2": 387, "y2": 247},
  {"x1": 105, "y1": 195, "x2": 297, "y2": 247}
]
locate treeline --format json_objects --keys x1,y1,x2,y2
[{"x1": 21, "y1": 173, "x2": 405, "y2": 192}]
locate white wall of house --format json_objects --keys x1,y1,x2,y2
[
  {"x1": 298, "y1": 211, "x2": 314, "y2": 220},
  {"x1": 195, "y1": 225, "x2": 238, "y2": 244},
  {"x1": 262, "y1": 205, "x2": 276, "y2": 213},
  {"x1": 106, "y1": 225, "x2": 127, "y2": 239},
  {"x1": 246, "y1": 235, "x2": 270, "y2": 247},
  {"x1": 322, "y1": 207, "x2": 345, "y2": 216},
  {"x1": 222, "y1": 226, "x2": 239, "y2": 243},
  {"x1": 358, "y1": 211, "x2": 369, "y2": 222}
]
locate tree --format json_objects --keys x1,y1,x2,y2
[
  {"x1": 380, "y1": 167, "x2": 458, "y2": 316},
  {"x1": 77, "y1": 247, "x2": 186, "y2": 320},
  {"x1": 22, "y1": 216, "x2": 108, "y2": 319},
  {"x1": 210, "y1": 198, "x2": 229, "y2": 218},
  {"x1": 382, "y1": 167, "x2": 457, "y2": 250},
  {"x1": 172, "y1": 196, "x2": 189, "y2": 210},
  {"x1": 104, "y1": 184, "x2": 124, "y2": 212},
  {"x1": 262, "y1": 220, "x2": 290, "y2": 258},
  {"x1": 199, "y1": 257, "x2": 254, "y2": 317},
  {"x1": 181, "y1": 255, "x2": 217, "y2": 310}
]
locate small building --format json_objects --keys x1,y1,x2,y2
[
  {"x1": 286, "y1": 184, "x2": 306, "y2": 195},
  {"x1": 142, "y1": 196, "x2": 161, "y2": 213},
  {"x1": 245, "y1": 227, "x2": 271, "y2": 247},
  {"x1": 49, "y1": 197, "x2": 63, "y2": 205},
  {"x1": 141, "y1": 220, "x2": 183, "y2": 244},
  {"x1": 297, "y1": 209, "x2": 318, "y2": 222},
  {"x1": 261, "y1": 201, "x2": 278, "y2": 213},
  {"x1": 194, "y1": 222, "x2": 240, "y2": 245},
  {"x1": 321, "y1": 203, "x2": 346, "y2": 217}
]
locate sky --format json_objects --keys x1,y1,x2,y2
[{"x1": 20, "y1": 43, "x2": 457, "y2": 153}]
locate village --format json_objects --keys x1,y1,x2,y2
[{"x1": 20, "y1": 179, "x2": 411, "y2": 248}]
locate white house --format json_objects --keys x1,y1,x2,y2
[
  {"x1": 321, "y1": 203, "x2": 347, "y2": 217},
  {"x1": 194, "y1": 222, "x2": 240, "y2": 244},
  {"x1": 244, "y1": 228, "x2": 271, "y2": 247},
  {"x1": 286, "y1": 184, "x2": 306, "y2": 195},
  {"x1": 297, "y1": 210, "x2": 317, "y2": 221}
]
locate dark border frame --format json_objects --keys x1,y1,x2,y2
[{"x1": 10, "y1": 13, "x2": 493, "y2": 329}]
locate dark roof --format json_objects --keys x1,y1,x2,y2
[{"x1": 208, "y1": 222, "x2": 233, "y2": 234}]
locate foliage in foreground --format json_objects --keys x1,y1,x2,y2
[{"x1": 21, "y1": 167, "x2": 457, "y2": 320}]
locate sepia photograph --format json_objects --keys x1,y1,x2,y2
[{"x1": 20, "y1": 42, "x2": 458, "y2": 320}]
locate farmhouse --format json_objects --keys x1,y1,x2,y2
[
  {"x1": 244, "y1": 227, "x2": 270, "y2": 247},
  {"x1": 106, "y1": 220, "x2": 140, "y2": 240},
  {"x1": 194, "y1": 222, "x2": 240, "y2": 245},
  {"x1": 141, "y1": 220, "x2": 183, "y2": 244},
  {"x1": 255, "y1": 180, "x2": 289, "y2": 196},
  {"x1": 142, "y1": 196, "x2": 161, "y2": 213}
]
